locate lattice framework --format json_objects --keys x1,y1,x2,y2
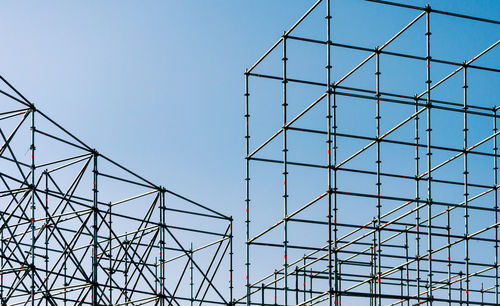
[{"x1": 243, "y1": 1, "x2": 500, "y2": 305}]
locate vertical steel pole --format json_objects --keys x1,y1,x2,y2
[
  {"x1": 44, "y1": 171, "x2": 49, "y2": 306},
  {"x1": 274, "y1": 270, "x2": 278, "y2": 304},
  {"x1": 375, "y1": 49, "x2": 382, "y2": 306},
  {"x1": 295, "y1": 266, "x2": 299, "y2": 304},
  {"x1": 303, "y1": 256, "x2": 306, "y2": 302},
  {"x1": 333, "y1": 75, "x2": 340, "y2": 304},
  {"x1": 109, "y1": 202, "x2": 112, "y2": 305},
  {"x1": 64, "y1": 241, "x2": 67, "y2": 306},
  {"x1": 405, "y1": 227, "x2": 409, "y2": 306},
  {"x1": 124, "y1": 233, "x2": 129, "y2": 303},
  {"x1": 495, "y1": 108, "x2": 499, "y2": 305},
  {"x1": 447, "y1": 208, "x2": 451, "y2": 305},
  {"x1": 331, "y1": 1, "x2": 339, "y2": 302},
  {"x1": 30, "y1": 106, "x2": 35, "y2": 306},
  {"x1": 160, "y1": 190, "x2": 166, "y2": 306},
  {"x1": 425, "y1": 6, "x2": 433, "y2": 305},
  {"x1": 262, "y1": 283, "x2": 265, "y2": 304},
  {"x1": 282, "y1": 31, "x2": 289, "y2": 306},
  {"x1": 244, "y1": 69, "x2": 251, "y2": 306},
  {"x1": 326, "y1": 0, "x2": 333, "y2": 304},
  {"x1": 373, "y1": 219, "x2": 377, "y2": 305},
  {"x1": 370, "y1": 242, "x2": 373, "y2": 306},
  {"x1": 229, "y1": 219, "x2": 233, "y2": 305},
  {"x1": 190, "y1": 243, "x2": 194, "y2": 306},
  {"x1": 92, "y1": 151, "x2": 98, "y2": 306},
  {"x1": 155, "y1": 257, "x2": 158, "y2": 296},
  {"x1": 400, "y1": 267, "x2": 403, "y2": 306},
  {"x1": 414, "y1": 95, "x2": 421, "y2": 304},
  {"x1": 463, "y1": 65, "x2": 470, "y2": 306},
  {"x1": 163, "y1": 191, "x2": 166, "y2": 305},
  {"x1": 333, "y1": 64, "x2": 339, "y2": 306},
  {"x1": 481, "y1": 284, "x2": 484, "y2": 305}
]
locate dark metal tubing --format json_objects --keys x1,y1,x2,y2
[
  {"x1": 247, "y1": 72, "x2": 499, "y2": 116},
  {"x1": 326, "y1": 1, "x2": 334, "y2": 304},
  {"x1": 425, "y1": 8, "x2": 433, "y2": 304},
  {"x1": 243, "y1": 1, "x2": 500, "y2": 305},
  {"x1": 0, "y1": 75, "x2": 233, "y2": 304},
  {"x1": 286, "y1": 35, "x2": 500, "y2": 74},
  {"x1": 365, "y1": 0, "x2": 500, "y2": 25}
]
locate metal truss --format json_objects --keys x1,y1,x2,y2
[
  {"x1": 0, "y1": 76, "x2": 233, "y2": 305},
  {"x1": 242, "y1": 0, "x2": 500, "y2": 305}
]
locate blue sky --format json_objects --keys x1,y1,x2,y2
[{"x1": 0, "y1": 1, "x2": 499, "y2": 303}]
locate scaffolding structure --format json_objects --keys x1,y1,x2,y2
[
  {"x1": 0, "y1": 76, "x2": 233, "y2": 305},
  {"x1": 243, "y1": 1, "x2": 500, "y2": 305}
]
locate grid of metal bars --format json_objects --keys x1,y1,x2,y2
[
  {"x1": 242, "y1": 1, "x2": 500, "y2": 305},
  {"x1": 0, "y1": 76, "x2": 233, "y2": 305}
]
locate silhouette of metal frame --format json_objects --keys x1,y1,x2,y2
[
  {"x1": 0, "y1": 76, "x2": 233, "y2": 305},
  {"x1": 243, "y1": 1, "x2": 500, "y2": 305}
]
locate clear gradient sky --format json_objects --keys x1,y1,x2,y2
[{"x1": 0, "y1": 1, "x2": 499, "y2": 302}]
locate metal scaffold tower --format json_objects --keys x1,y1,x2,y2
[
  {"x1": 242, "y1": 0, "x2": 499, "y2": 305},
  {"x1": 0, "y1": 76, "x2": 233, "y2": 305}
]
